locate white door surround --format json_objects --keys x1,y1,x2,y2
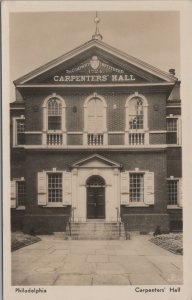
[{"x1": 71, "y1": 154, "x2": 121, "y2": 222}]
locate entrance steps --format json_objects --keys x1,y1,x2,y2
[{"x1": 66, "y1": 221, "x2": 127, "y2": 240}]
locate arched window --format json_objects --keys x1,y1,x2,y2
[
  {"x1": 42, "y1": 93, "x2": 66, "y2": 146},
  {"x1": 84, "y1": 93, "x2": 107, "y2": 146},
  {"x1": 48, "y1": 98, "x2": 62, "y2": 130},
  {"x1": 87, "y1": 98, "x2": 104, "y2": 133},
  {"x1": 125, "y1": 93, "x2": 148, "y2": 145},
  {"x1": 129, "y1": 97, "x2": 144, "y2": 130}
]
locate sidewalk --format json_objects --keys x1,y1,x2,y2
[{"x1": 12, "y1": 235, "x2": 182, "y2": 285}]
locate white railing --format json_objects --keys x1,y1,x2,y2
[
  {"x1": 47, "y1": 133, "x2": 63, "y2": 145},
  {"x1": 88, "y1": 133, "x2": 104, "y2": 145},
  {"x1": 129, "y1": 133, "x2": 145, "y2": 145}
]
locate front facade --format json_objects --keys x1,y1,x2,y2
[{"x1": 10, "y1": 35, "x2": 182, "y2": 234}]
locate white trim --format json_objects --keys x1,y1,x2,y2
[
  {"x1": 18, "y1": 144, "x2": 169, "y2": 150},
  {"x1": 42, "y1": 93, "x2": 66, "y2": 146},
  {"x1": 127, "y1": 203, "x2": 149, "y2": 207},
  {"x1": 25, "y1": 131, "x2": 42, "y2": 134},
  {"x1": 45, "y1": 203, "x2": 64, "y2": 208},
  {"x1": 14, "y1": 40, "x2": 176, "y2": 85},
  {"x1": 125, "y1": 93, "x2": 149, "y2": 146},
  {"x1": 150, "y1": 130, "x2": 167, "y2": 134},
  {"x1": 12, "y1": 116, "x2": 25, "y2": 147},
  {"x1": 16, "y1": 206, "x2": 26, "y2": 210},
  {"x1": 166, "y1": 105, "x2": 181, "y2": 108},
  {"x1": 10, "y1": 107, "x2": 25, "y2": 110},
  {"x1": 16, "y1": 82, "x2": 175, "y2": 88},
  {"x1": 167, "y1": 205, "x2": 182, "y2": 209},
  {"x1": 166, "y1": 116, "x2": 181, "y2": 146},
  {"x1": 72, "y1": 153, "x2": 121, "y2": 168},
  {"x1": 166, "y1": 114, "x2": 181, "y2": 118},
  {"x1": 84, "y1": 93, "x2": 107, "y2": 144}
]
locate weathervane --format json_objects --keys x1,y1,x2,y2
[{"x1": 92, "y1": 12, "x2": 103, "y2": 40}]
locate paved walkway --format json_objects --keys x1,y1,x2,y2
[{"x1": 12, "y1": 235, "x2": 182, "y2": 285}]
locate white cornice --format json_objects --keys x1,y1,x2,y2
[
  {"x1": 14, "y1": 39, "x2": 177, "y2": 85},
  {"x1": 16, "y1": 82, "x2": 175, "y2": 88}
]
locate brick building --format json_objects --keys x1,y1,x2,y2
[{"x1": 10, "y1": 24, "x2": 182, "y2": 235}]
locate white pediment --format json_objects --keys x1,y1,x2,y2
[{"x1": 72, "y1": 154, "x2": 121, "y2": 168}]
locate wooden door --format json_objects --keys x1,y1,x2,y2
[{"x1": 87, "y1": 187, "x2": 105, "y2": 219}]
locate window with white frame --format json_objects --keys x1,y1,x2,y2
[
  {"x1": 48, "y1": 173, "x2": 62, "y2": 203},
  {"x1": 48, "y1": 98, "x2": 62, "y2": 130},
  {"x1": 37, "y1": 170, "x2": 72, "y2": 206},
  {"x1": 42, "y1": 94, "x2": 66, "y2": 146},
  {"x1": 167, "y1": 179, "x2": 178, "y2": 205},
  {"x1": 125, "y1": 94, "x2": 148, "y2": 146},
  {"x1": 130, "y1": 173, "x2": 144, "y2": 202},
  {"x1": 120, "y1": 171, "x2": 154, "y2": 206},
  {"x1": 16, "y1": 181, "x2": 26, "y2": 206},
  {"x1": 129, "y1": 97, "x2": 144, "y2": 130},
  {"x1": 166, "y1": 118, "x2": 178, "y2": 144},
  {"x1": 13, "y1": 117, "x2": 25, "y2": 146},
  {"x1": 84, "y1": 94, "x2": 107, "y2": 146},
  {"x1": 11, "y1": 179, "x2": 26, "y2": 208}
]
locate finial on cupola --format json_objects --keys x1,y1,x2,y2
[{"x1": 92, "y1": 12, "x2": 103, "y2": 41}]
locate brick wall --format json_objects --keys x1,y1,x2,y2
[
  {"x1": 18, "y1": 90, "x2": 168, "y2": 136},
  {"x1": 167, "y1": 148, "x2": 182, "y2": 177},
  {"x1": 20, "y1": 150, "x2": 167, "y2": 213},
  {"x1": 121, "y1": 213, "x2": 169, "y2": 233},
  {"x1": 149, "y1": 133, "x2": 166, "y2": 144}
]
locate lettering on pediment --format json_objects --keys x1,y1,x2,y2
[{"x1": 53, "y1": 56, "x2": 138, "y2": 84}]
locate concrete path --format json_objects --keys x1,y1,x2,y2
[{"x1": 12, "y1": 235, "x2": 182, "y2": 285}]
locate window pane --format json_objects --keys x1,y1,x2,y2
[
  {"x1": 16, "y1": 181, "x2": 26, "y2": 206},
  {"x1": 48, "y1": 116, "x2": 61, "y2": 130},
  {"x1": 48, "y1": 98, "x2": 62, "y2": 115},
  {"x1": 167, "y1": 119, "x2": 177, "y2": 144},
  {"x1": 129, "y1": 173, "x2": 144, "y2": 202},
  {"x1": 17, "y1": 120, "x2": 25, "y2": 145},
  {"x1": 48, "y1": 173, "x2": 62, "y2": 202},
  {"x1": 168, "y1": 180, "x2": 178, "y2": 205},
  {"x1": 129, "y1": 97, "x2": 144, "y2": 129}
]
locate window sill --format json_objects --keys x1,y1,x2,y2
[
  {"x1": 125, "y1": 202, "x2": 149, "y2": 207},
  {"x1": 43, "y1": 203, "x2": 68, "y2": 208},
  {"x1": 167, "y1": 205, "x2": 182, "y2": 209},
  {"x1": 16, "y1": 206, "x2": 26, "y2": 210}
]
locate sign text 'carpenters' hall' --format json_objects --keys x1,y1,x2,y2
[
  {"x1": 53, "y1": 74, "x2": 136, "y2": 82},
  {"x1": 53, "y1": 56, "x2": 136, "y2": 83}
]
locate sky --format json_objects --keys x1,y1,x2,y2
[{"x1": 9, "y1": 11, "x2": 180, "y2": 100}]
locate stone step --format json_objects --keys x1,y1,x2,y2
[{"x1": 68, "y1": 222, "x2": 126, "y2": 240}]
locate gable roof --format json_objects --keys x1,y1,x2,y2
[
  {"x1": 14, "y1": 39, "x2": 177, "y2": 86},
  {"x1": 72, "y1": 154, "x2": 121, "y2": 168}
]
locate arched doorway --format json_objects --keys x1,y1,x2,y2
[{"x1": 86, "y1": 175, "x2": 105, "y2": 219}]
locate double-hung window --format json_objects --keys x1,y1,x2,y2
[
  {"x1": 42, "y1": 94, "x2": 66, "y2": 146},
  {"x1": 129, "y1": 173, "x2": 144, "y2": 202},
  {"x1": 126, "y1": 94, "x2": 148, "y2": 146},
  {"x1": 48, "y1": 98, "x2": 62, "y2": 130},
  {"x1": 167, "y1": 118, "x2": 178, "y2": 144},
  {"x1": 16, "y1": 181, "x2": 26, "y2": 206},
  {"x1": 129, "y1": 98, "x2": 144, "y2": 130},
  {"x1": 48, "y1": 173, "x2": 62, "y2": 203},
  {"x1": 37, "y1": 170, "x2": 72, "y2": 206},
  {"x1": 13, "y1": 116, "x2": 25, "y2": 146},
  {"x1": 120, "y1": 171, "x2": 154, "y2": 206},
  {"x1": 167, "y1": 179, "x2": 182, "y2": 207}
]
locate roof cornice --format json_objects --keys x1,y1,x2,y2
[{"x1": 14, "y1": 39, "x2": 177, "y2": 85}]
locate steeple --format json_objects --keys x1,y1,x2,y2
[{"x1": 92, "y1": 12, "x2": 103, "y2": 41}]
